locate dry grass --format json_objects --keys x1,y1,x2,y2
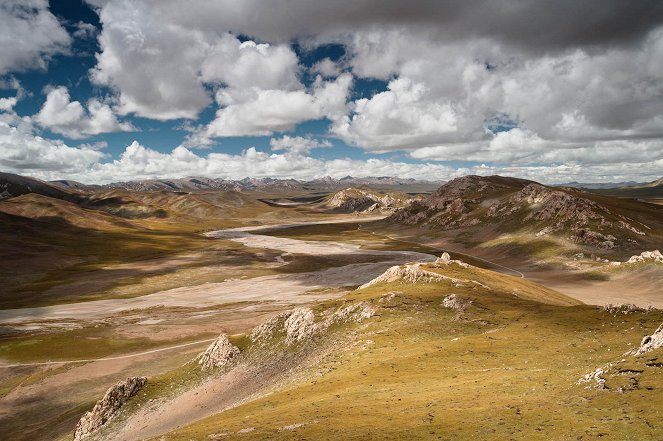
[{"x1": 87, "y1": 262, "x2": 662, "y2": 441}]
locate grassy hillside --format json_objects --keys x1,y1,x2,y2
[{"x1": 82, "y1": 260, "x2": 663, "y2": 441}]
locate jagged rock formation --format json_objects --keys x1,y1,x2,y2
[
  {"x1": 359, "y1": 262, "x2": 488, "y2": 290},
  {"x1": 73, "y1": 377, "x2": 147, "y2": 441},
  {"x1": 387, "y1": 175, "x2": 658, "y2": 250},
  {"x1": 615, "y1": 250, "x2": 663, "y2": 265},
  {"x1": 198, "y1": 334, "x2": 240, "y2": 370},
  {"x1": 249, "y1": 303, "x2": 376, "y2": 346},
  {"x1": 435, "y1": 252, "x2": 470, "y2": 268},
  {"x1": 602, "y1": 304, "x2": 642, "y2": 315},
  {"x1": 629, "y1": 323, "x2": 663, "y2": 356},
  {"x1": 250, "y1": 311, "x2": 292, "y2": 343},
  {"x1": 284, "y1": 308, "x2": 318, "y2": 344},
  {"x1": 359, "y1": 263, "x2": 450, "y2": 288},
  {"x1": 323, "y1": 188, "x2": 412, "y2": 214}
]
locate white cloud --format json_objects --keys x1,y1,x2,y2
[
  {"x1": 333, "y1": 77, "x2": 460, "y2": 151},
  {"x1": 91, "y1": 3, "x2": 303, "y2": 121},
  {"x1": 34, "y1": 86, "x2": 134, "y2": 139},
  {"x1": 6, "y1": 133, "x2": 661, "y2": 185},
  {"x1": 410, "y1": 128, "x2": 663, "y2": 165},
  {"x1": 0, "y1": 78, "x2": 27, "y2": 113},
  {"x1": 310, "y1": 58, "x2": 342, "y2": 78},
  {"x1": 90, "y1": 0, "x2": 211, "y2": 120},
  {"x1": 0, "y1": 0, "x2": 71, "y2": 75},
  {"x1": 331, "y1": 26, "x2": 663, "y2": 168},
  {"x1": 0, "y1": 120, "x2": 104, "y2": 175},
  {"x1": 73, "y1": 21, "x2": 97, "y2": 39},
  {"x1": 200, "y1": 34, "x2": 301, "y2": 90},
  {"x1": 270, "y1": 135, "x2": 332, "y2": 155},
  {"x1": 202, "y1": 73, "x2": 352, "y2": 138}
]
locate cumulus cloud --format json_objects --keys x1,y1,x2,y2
[
  {"x1": 0, "y1": 0, "x2": 71, "y2": 75},
  {"x1": 87, "y1": 0, "x2": 662, "y2": 51},
  {"x1": 34, "y1": 86, "x2": 134, "y2": 139},
  {"x1": 331, "y1": 26, "x2": 663, "y2": 169},
  {"x1": 270, "y1": 135, "x2": 332, "y2": 155},
  {"x1": 310, "y1": 58, "x2": 342, "y2": 78},
  {"x1": 12, "y1": 137, "x2": 663, "y2": 184},
  {"x1": 0, "y1": 120, "x2": 104, "y2": 175},
  {"x1": 90, "y1": 2, "x2": 303, "y2": 121},
  {"x1": 202, "y1": 73, "x2": 352, "y2": 138},
  {"x1": 200, "y1": 35, "x2": 301, "y2": 90},
  {"x1": 8, "y1": 0, "x2": 663, "y2": 183}
]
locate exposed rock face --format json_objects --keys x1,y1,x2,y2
[
  {"x1": 359, "y1": 263, "x2": 449, "y2": 288},
  {"x1": 630, "y1": 323, "x2": 663, "y2": 356},
  {"x1": 610, "y1": 250, "x2": 663, "y2": 267},
  {"x1": 284, "y1": 308, "x2": 318, "y2": 344},
  {"x1": 602, "y1": 304, "x2": 641, "y2": 315},
  {"x1": 359, "y1": 262, "x2": 488, "y2": 290},
  {"x1": 435, "y1": 253, "x2": 470, "y2": 268},
  {"x1": 389, "y1": 176, "x2": 515, "y2": 228},
  {"x1": 250, "y1": 311, "x2": 293, "y2": 343},
  {"x1": 495, "y1": 183, "x2": 603, "y2": 223},
  {"x1": 248, "y1": 302, "x2": 376, "y2": 346},
  {"x1": 442, "y1": 294, "x2": 471, "y2": 312},
  {"x1": 330, "y1": 302, "x2": 376, "y2": 323},
  {"x1": 73, "y1": 377, "x2": 147, "y2": 441},
  {"x1": 325, "y1": 188, "x2": 411, "y2": 214},
  {"x1": 198, "y1": 334, "x2": 240, "y2": 370},
  {"x1": 626, "y1": 250, "x2": 663, "y2": 264}
]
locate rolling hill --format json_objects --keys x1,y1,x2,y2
[{"x1": 386, "y1": 175, "x2": 663, "y2": 260}]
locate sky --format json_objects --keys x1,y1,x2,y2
[{"x1": 1, "y1": 0, "x2": 662, "y2": 184}]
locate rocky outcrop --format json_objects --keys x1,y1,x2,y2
[
  {"x1": 626, "y1": 250, "x2": 663, "y2": 264},
  {"x1": 359, "y1": 263, "x2": 450, "y2": 288},
  {"x1": 359, "y1": 262, "x2": 488, "y2": 290},
  {"x1": 435, "y1": 252, "x2": 470, "y2": 268},
  {"x1": 442, "y1": 294, "x2": 471, "y2": 312},
  {"x1": 329, "y1": 302, "x2": 376, "y2": 323},
  {"x1": 284, "y1": 308, "x2": 318, "y2": 344},
  {"x1": 610, "y1": 250, "x2": 663, "y2": 267},
  {"x1": 496, "y1": 183, "x2": 604, "y2": 224},
  {"x1": 198, "y1": 334, "x2": 240, "y2": 370},
  {"x1": 73, "y1": 377, "x2": 147, "y2": 441},
  {"x1": 388, "y1": 175, "x2": 656, "y2": 250},
  {"x1": 249, "y1": 302, "x2": 376, "y2": 346},
  {"x1": 325, "y1": 188, "x2": 410, "y2": 214},
  {"x1": 629, "y1": 323, "x2": 663, "y2": 356},
  {"x1": 250, "y1": 311, "x2": 293, "y2": 343}
]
